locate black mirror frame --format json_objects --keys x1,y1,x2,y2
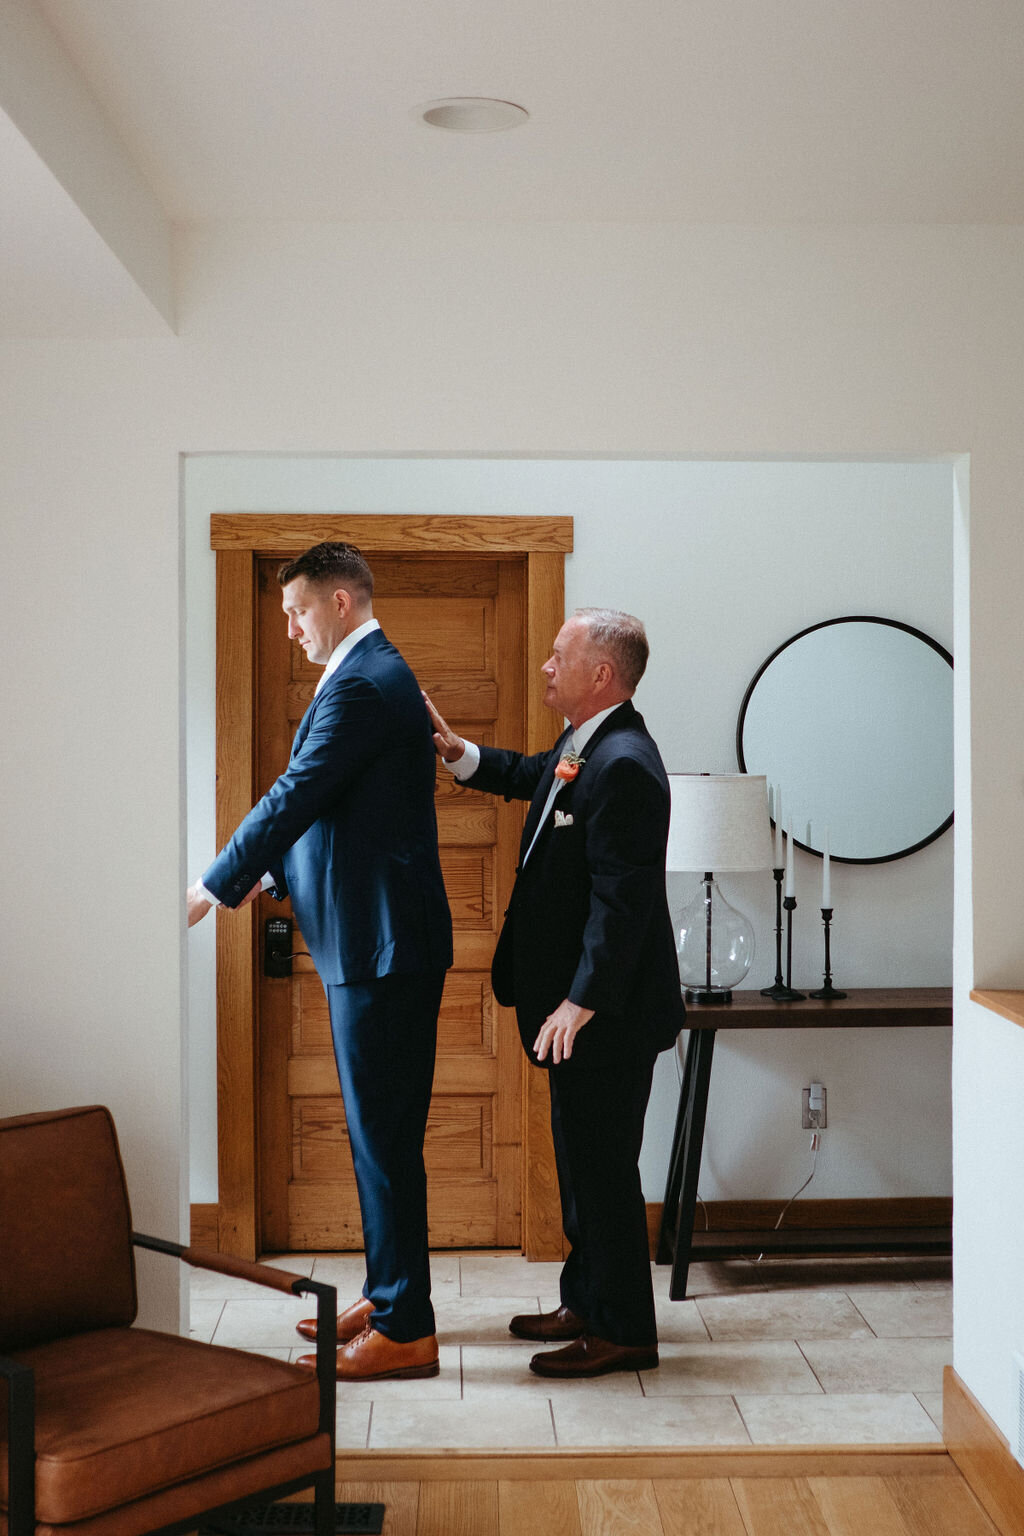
[{"x1": 735, "y1": 614, "x2": 954, "y2": 866}]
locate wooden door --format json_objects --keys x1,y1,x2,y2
[
  {"x1": 211, "y1": 513, "x2": 571, "y2": 1262},
  {"x1": 256, "y1": 554, "x2": 527, "y2": 1251}
]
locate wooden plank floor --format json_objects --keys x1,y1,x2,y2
[{"x1": 337, "y1": 1455, "x2": 1000, "y2": 1535}]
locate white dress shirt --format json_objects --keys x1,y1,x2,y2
[
  {"x1": 448, "y1": 702, "x2": 621, "y2": 867},
  {"x1": 314, "y1": 617, "x2": 380, "y2": 692}
]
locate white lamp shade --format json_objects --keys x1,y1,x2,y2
[{"x1": 666, "y1": 774, "x2": 773, "y2": 873}]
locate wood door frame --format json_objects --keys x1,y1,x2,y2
[{"x1": 209, "y1": 513, "x2": 573, "y2": 1260}]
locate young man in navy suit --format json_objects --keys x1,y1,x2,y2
[
  {"x1": 188, "y1": 542, "x2": 452, "y2": 1381},
  {"x1": 425, "y1": 610, "x2": 684, "y2": 1378}
]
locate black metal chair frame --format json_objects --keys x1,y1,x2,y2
[{"x1": 1, "y1": 1233, "x2": 338, "y2": 1536}]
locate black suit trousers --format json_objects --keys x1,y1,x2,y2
[{"x1": 546, "y1": 1022, "x2": 659, "y2": 1347}]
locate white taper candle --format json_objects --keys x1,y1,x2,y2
[{"x1": 773, "y1": 787, "x2": 784, "y2": 867}]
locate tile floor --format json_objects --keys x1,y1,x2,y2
[{"x1": 188, "y1": 1250, "x2": 952, "y2": 1452}]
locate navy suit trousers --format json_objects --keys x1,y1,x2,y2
[{"x1": 326, "y1": 970, "x2": 445, "y2": 1342}]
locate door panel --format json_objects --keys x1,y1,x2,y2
[{"x1": 256, "y1": 554, "x2": 526, "y2": 1251}]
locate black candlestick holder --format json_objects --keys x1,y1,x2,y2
[
  {"x1": 762, "y1": 869, "x2": 805, "y2": 1000},
  {"x1": 809, "y1": 907, "x2": 847, "y2": 999},
  {"x1": 782, "y1": 893, "x2": 806, "y2": 999}
]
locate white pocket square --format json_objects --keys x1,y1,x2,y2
[{"x1": 553, "y1": 810, "x2": 574, "y2": 827}]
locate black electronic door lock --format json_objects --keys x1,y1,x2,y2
[{"x1": 264, "y1": 916, "x2": 294, "y2": 978}]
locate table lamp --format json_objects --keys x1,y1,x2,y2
[{"x1": 666, "y1": 773, "x2": 773, "y2": 1004}]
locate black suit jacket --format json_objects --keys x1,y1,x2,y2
[{"x1": 467, "y1": 701, "x2": 685, "y2": 1062}]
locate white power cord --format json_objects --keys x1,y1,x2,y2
[
  {"x1": 674, "y1": 1036, "x2": 824, "y2": 1251},
  {"x1": 754, "y1": 1128, "x2": 821, "y2": 1262}
]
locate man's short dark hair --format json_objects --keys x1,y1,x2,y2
[
  {"x1": 277, "y1": 541, "x2": 374, "y2": 601},
  {"x1": 574, "y1": 608, "x2": 649, "y2": 691}
]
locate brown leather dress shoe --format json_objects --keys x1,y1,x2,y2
[
  {"x1": 295, "y1": 1294, "x2": 373, "y2": 1344},
  {"x1": 298, "y1": 1322, "x2": 440, "y2": 1381},
  {"x1": 508, "y1": 1303, "x2": 585, "y2": 1342},
  {"x1": 528, "y1": 1334, "x2": 659, "y2": 1378}
]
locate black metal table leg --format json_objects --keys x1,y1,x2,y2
[
  {"x1": 656, "y1": 1030, "x2": 697, "y2": 1263},
  {"x1": 656, "y1": 1028, "x2": 717, "y2": 1300}
]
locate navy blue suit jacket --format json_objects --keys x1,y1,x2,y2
[
  {"x1": 203, "y1": 629, "x2": 452, "y2": 985},
  {"x1": 466, "y1": 701, "x2": 684, "y2": 1061}
]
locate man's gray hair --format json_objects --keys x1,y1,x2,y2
[{"x1": 574, "y1": 608, "x2": 649, "y2": 691}]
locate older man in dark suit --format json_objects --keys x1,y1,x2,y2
[
  {"x1": 426, "y1": 608, "x2": 684, "y2": 1377},
  {"x1": 188, "y1": 542, "x2": 451, "y2": 1382}
]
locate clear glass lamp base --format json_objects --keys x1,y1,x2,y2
[{"x1": 676, "y1": 875, "x2": 755, "y2": 1006}]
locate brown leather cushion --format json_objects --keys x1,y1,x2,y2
[
  {"x1": 0, "y1": 1107, "x2": 137, "y2": 1349},
  {"x1": 0, "y1": 1329, "x2": 322, "y2": 1524}
]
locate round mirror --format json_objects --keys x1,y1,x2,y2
[{"x1": 736, "y1": 616, "x2": 953, "y2": 864}]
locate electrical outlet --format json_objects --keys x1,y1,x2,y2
[{"x1": 802, "y1": 1083, "x2": 827, "y2": 1128}]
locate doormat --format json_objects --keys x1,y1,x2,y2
[{"x1": 201, "y1": 1502, "x2": 384, "y2": 1535}]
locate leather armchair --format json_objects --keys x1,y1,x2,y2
[{"x1": 0, "y1": 1106, "x2": 338, "y2": 1536}]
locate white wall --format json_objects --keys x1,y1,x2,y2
[
  {"x1": 950, "y1": 459, "x2": 1024, "y2": 1439},
  {"x1": 185, "y1": 455, "x2": 953, "y2": 1209},
  {"x1": 0, "y1": 342, "x2": 184, "y2": 1327},
  {"x1": 3, "y1": 219, "x2": 1023, "y2": 1444}
]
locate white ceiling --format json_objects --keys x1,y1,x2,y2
[{"x1": 5, "y1": 0, "x2": 1024, "y2": 334}]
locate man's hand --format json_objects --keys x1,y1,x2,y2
[
  {"x1": 187, "y1": 881, "x2": 262, "y2": 926},
  {"x1": 534, "y1": 1000, "x2": 595, "y2": 1064},
  {"x1": 422, "y1": 691, "x2": 466, "y2": 763}
]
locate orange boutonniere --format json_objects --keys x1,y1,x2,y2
[{"x1": 554, "y1": 751, "x2": 585, "y2": 782}]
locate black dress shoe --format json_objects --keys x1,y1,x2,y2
[
  {"x1": 529, "y1": 1334, "x2": 659, "y2": 1378},
  {"x1": 508, "y1": 1304, "x2": 585, "y2": 1342}
]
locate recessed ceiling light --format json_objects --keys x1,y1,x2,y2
[{"x1": 416, "y1": 98, "x2": 529, "y2": 133}]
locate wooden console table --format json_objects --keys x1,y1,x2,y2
[{"x1": 655, "y1": 988, "x2": 953, "y2": 1299}]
